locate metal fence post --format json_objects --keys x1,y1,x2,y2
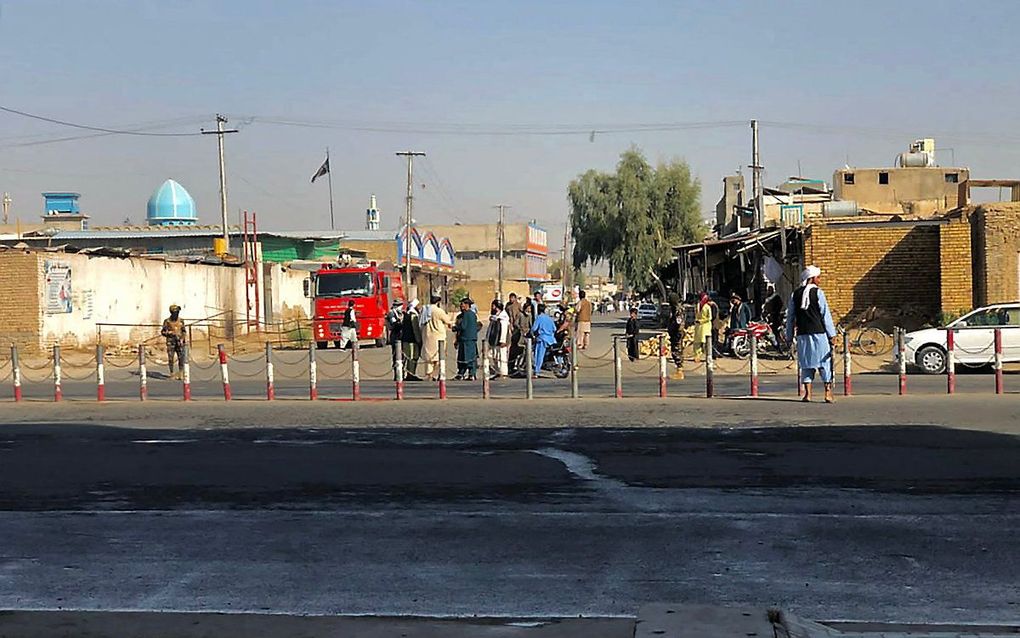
[
  {"x1": 309, "y1": 342, "x2": 319, "y2": 400},
  {"x1": 352, "y1": 340, "x2": 361, "y2": 401},
  {"x1": 10, "y1": 345, "x2": 21, "y2": 402},
  {"x1": 54, "y1": 345, "x2": 63, "y2": 402},
  {"x1": 994, "y1": 328, "x2": 1004, "y2": 395},
  {"x1": 437, "y1": 340, "x2": 447, "y2": 400},
  {"x1": 218, "y1": 344, "x2": 232, "y2": 400},
  {"x1": 749, "y1": 333, "x2": 759, "y2": 398},
  {"x1": 897, "y1": 327, "x2": 907, "y2": 396},
  {"x1": 946, "y1": 328, "x2": 956, "y2": 395},
  {"x1": 181, "y1": 344, "x2": 191, "y2": 401},
  {"x1": 613, "y1": 337, "x2": 622, "y2": 399},
  {"x1": 526, "y1": 337, "x2": 534, "y2": 400},
  {"x1": 658, "y1": 334, "x2": 668, "y2": 398},
  {"x1": 705, "y1": 333, "x2": 715, "y2": 398},
  {"x1": 137, "y1": 344, "x2": 146, "y2": 401},
  {"x1": 393, "y1": 343, "x2": 403, "y2": 400},
  {"x1": 96, "y1": 343, "x2": 105, "y2": 402},
  {"x1": 571, "y1": 335, "x2": 579, "y2": 399},
  {"x1": 481, "y1": 340, "x2": 490, "y2": 399},
  {"x1": 265, "y1": 342, "x2": 275, "y2": 401},
  {"x1": 842, "y1": 331, "x2": 852, "y2": 396}
]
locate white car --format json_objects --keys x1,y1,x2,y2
[
  {"x1": 904, "y1": 303, "x2": 1020, "y2": 374},
  {"x1": 637, "y1": 302, "x2": 659, "y2": 324}
]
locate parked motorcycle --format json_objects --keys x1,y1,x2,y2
[{"x1": 730, "y1": 320, "x2": 793, "y2": 360}]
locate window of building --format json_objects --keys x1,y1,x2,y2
[
  {"x1": 878, "y1": 172, "x2": 889, "y2": 185},
  {"x1": 945, "y1": 172, "x2": 959, "y2": 183},
  {"x1": 843, "y1": 173, "x2": 855, "y2": 185}
]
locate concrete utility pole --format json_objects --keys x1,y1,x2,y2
[
  {"x1": 202, "y1": 115, "x2": 238, "y2": 252},
  {"x1": 562, "y1": 215, "x2": 571, "y2": 297},
  {"x1": 750, "y1": 119, "x2": 763, "y2": 230},
  {"x1": 493, "y1": 204, "x2": 509, "y2": 301},
  {"x1": 2, "y1": 192, "x2": 11, "y2": 225},
  {"x1": 396, "y1": 151, "x2": 426, "y2": 298}
]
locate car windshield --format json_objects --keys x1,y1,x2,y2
[
  {"x1": 957, "y1": 307, "x2": 1012, "y2": 327},
  {"x1": 316, "y1": 273, "x2": 373, "y2": 297}
]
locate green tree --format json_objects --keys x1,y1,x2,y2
[{"x1": 568, "y1": 148, "x2": 704, "y2": 291}]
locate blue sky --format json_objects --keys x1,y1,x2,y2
[{"x1": 1, "y1": 0, "x2": 1018, "y2": 238}]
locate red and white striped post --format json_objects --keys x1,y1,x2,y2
[
  {"x1": 613, "y1": 337, "x2": 623, "y2": 399},
  {"x1": 897, "y1": 328, "x2": 907, "y2": 396},
  {"x1": 10, "y1": 345, "x2": 22, "y2": 402},
  {"x1": 351, "y1": 340, "x2": 361, "y2": 401},
  {"x1": 842, "y1": 331, "x2": 852, "y2": 396},
  {"x1": 265, "y1": 342, "x2": 275, "y2": 401},
  {"x1": 437, "y1": 340, "x2": 447, "y2": 400},
  {"x1": 96, "y1": 343, "x2": 106, "y2": 402},
  {"x1": 218, "y1": 344, "x2": 232, "y2": 400},
  {"x1": 658, "y1": 334, "x2": 668, "y2": 398},
  {"x1": 749, "y1": 333, "x2": 759, "y2": 398},
  {"x1": 309, "y1": 342, "x2": 319, "y2": 401},
  {"x1": 181, "y1": 344, "x2": 191, "y2": 401},
  {"x1": 946, "y1": 328, "x2": 956, "y2": 395},
  {"x1": 53, "y1": 345, "x2": 63, "y2": 402},
  {"x1": 994, "y1": 328, "x2": 1004, "y2": 395},
  {"x1": 137, "y1": 344, "x2": 147, "y2": 401},
  {"x1": 705, "y1": 333, "x2": 715, "y2": 398},
  {"x1": 481, "y1": 341, "x2": 490, "y2": 399}
]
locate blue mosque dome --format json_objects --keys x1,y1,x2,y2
[{"x1": 146, "y1": 179, "x2": 197, "y2": 226}]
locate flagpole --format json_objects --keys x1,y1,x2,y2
[{"x1": 326, "y1": 147, "x2": 335, "y2": 230}]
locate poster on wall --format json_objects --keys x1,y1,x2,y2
[{"x1": 44, "y1": 260, "x2": 73, "y2": 314}]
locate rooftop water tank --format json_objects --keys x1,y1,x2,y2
[{"x1": 146, "y1": 179, "x2": 197, "y2": 226}]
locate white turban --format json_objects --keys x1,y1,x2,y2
[{"x1": 801, "y1": 265, "x2": 821, "y2": 282}]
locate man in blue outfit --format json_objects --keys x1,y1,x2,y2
[
  {"x1": 785, "y1": 265, "x2": 838, "y2": 403},
  {"x1": 530, "y1": 304, "x2": 558, "y2": 378}
]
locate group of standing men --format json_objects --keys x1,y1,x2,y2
[{"x1": 385, "y1": 294, "x2": 457, "y2": 382}]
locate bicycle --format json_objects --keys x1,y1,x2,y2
[{"x1": 834, "y1": 307, "x2": 891, "y2": 356}]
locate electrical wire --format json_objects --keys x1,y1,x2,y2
[{"x1": 0, "y1": 105, "x2": 207, "y2": 137}]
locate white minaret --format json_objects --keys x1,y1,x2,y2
[{"x1": 366, "y1": 194, "x2": 380, "y2": 230}]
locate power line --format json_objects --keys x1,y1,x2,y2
[{"x1": 0, "y1": 105, "x2": 206, "y2": 137}]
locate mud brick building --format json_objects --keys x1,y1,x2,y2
[{"x1": 971, "y1": 201, "x2": 1020, "y2": 306}]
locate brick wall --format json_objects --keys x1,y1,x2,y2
[
  {"x1": 938, "y1": 218, "x2": 973, "y2": 315},
  {"x1": 805, "y1": 222, "x2": 942, "y2": 323},
  {"x1": 972, "y1": 202, "x2": 1020, "y2": 306},
  {"x1": 0, "y1": 251, "x2": 42, "y2": 353}
]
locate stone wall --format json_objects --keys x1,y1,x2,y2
[
  {"x1": 971, "y1": 202, "x2": 1020, "y2": 306},
  {"x1": 805, "y1": 221, "x2": 944, "y2": 323}
]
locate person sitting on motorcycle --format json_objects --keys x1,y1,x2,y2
[
  {"x1": 762, "y1": 285, "x2": 785, "y2": 347},
  {"x1": 725, "y1": 292, "x2": 752, "y2": 354}
]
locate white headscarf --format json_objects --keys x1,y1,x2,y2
[{"x1": 800, "y1": 265, "x2": 821, "y2": 310}]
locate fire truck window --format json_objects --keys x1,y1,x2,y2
[{"x1": 316, "y1": 273, "x2": 373, "y2": 297}]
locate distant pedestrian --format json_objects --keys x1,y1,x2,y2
[
  {"x1": 726, "y1": 292, "x2": 751, "y2": 353},
  {"x1": 667, "y1": 302, "x2": 684, "y2": 367},
  {"x1": 763, "y1": 284, "x2": 784, "y2": 346},
  {"x1": 512, "y1": 300, "x2": 533, "y2": 376},
  {"x1": 454, "y1": 298, "x2": 480, "y2": 380},
  {"x1": 625, "y1": 307, "x2": 640, "y2": 361},
  {"x1": 487, "y1": 299, "x2": 510, "y2": 379},
  {"x1": 421, "y1": 293, "x2": 454, "y2": 381},
  {"x1": 575, "y1": 290, "x2": 593, "y2": 350},
  {"x1": 693, "y1": 291, "x2": 713, "y2": 361},
  {"x1": 400, "y1": 299, "x2": 423, "y2": 381},
  {"x1": 160, "y1": 303, "x2": 186, "y2": 379},
  {"x1": 785, "y1": 265, "x2": 837, "y2": 403},
  {"x1": 531, "y1": 304, "x2": 557, "y2": 377},
  {"x1": 386, "y1": 299, "x2": 404, "y2": 378},
  {"x1": 339, "y1": 300, "x2": 358, "y2": 349}
]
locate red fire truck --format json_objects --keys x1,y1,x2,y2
[{"x1": 302, "y1": 260, "x2": 405, "y2": 349}]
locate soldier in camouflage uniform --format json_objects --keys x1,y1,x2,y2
[{"x1": 161, "y1": 304, "x2": 186, "y2": 379}]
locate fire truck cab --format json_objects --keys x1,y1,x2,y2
[{"x1": 302, "y1": 260, "x2": 405, "y2": 349}]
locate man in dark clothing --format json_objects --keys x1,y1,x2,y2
[
  {"x1": 724, "y1": 292, "x2": 751, "y2": 354},
  {"x1": 762, "y1": 285, "x2": 785, "y2": 347},
  {"x1": 454, "y1": 298, "x2": 480, "y2": 380},
  {"x1": 385, "y1": 300, "x2": 404, "y2": 379},
  {"x1": 400, "y1": 300, "x2": 423, "y2": 381},
  {"x1": 667, "y1": 302, "x2": 684, "y2": 367},
  {"x1": 625, "y1": 307, "x2": 640, "y2": 362}
]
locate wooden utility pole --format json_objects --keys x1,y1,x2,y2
[
  {"x1": 396, "y1": 151, "x2": 426, "y2": 297},
  {"x1": 202, "y1": 115, "x2": 238, "y2": 252},
  {"x1": 493, "y1": 204, "x2": 509, "y2": 301}
]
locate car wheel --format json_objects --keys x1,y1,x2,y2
[{"x1": 916, "y1": 345, "x2": 946, "y2": 374}]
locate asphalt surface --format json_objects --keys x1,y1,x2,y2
[{"x1": 0, "y1": 424, "x2": 1018, "y2": 623}]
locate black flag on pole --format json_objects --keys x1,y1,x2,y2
[{"x1": 310, "y1": 156, "x2": 330, "y2": 183}]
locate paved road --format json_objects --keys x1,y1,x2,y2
[{"x1": 0, "y1": 424, "x2": 1017, "y2": 623}]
